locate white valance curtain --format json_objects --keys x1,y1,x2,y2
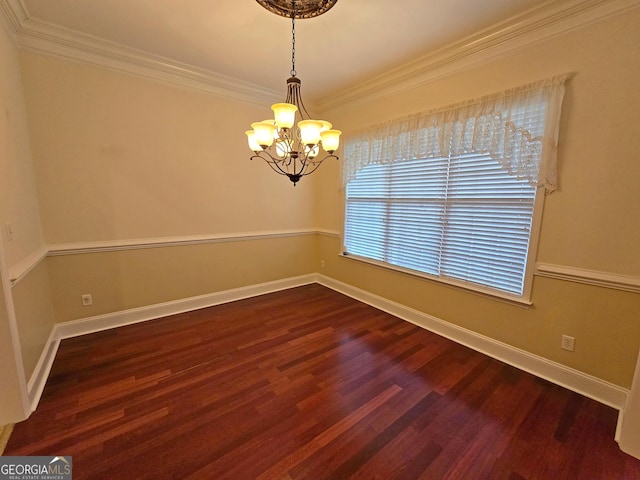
[{"x1": 343, "y1": 74, "x2": 571, "y2": 193}]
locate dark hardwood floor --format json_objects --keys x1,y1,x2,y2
[{"x1": 5, "y1": 284, "x2": 640, "y2": 479}]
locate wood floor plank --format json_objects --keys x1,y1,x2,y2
[{"x1": 5, "y1": 284, "x2": 640, "y2": 479}]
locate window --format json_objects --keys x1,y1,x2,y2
[
  {"x1": 344, "y1": 153, "x2": 539, "y2": 298},
  {"x1": 342, "y1": 76, "x2": 569, "y2": 301}
]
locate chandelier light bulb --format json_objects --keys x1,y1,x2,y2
[
  {"x1": 251, "y1": 121, "x2": 277, "y2": 148},
  {"x1": 246, "y1": 130, "x2": 262, "y2": 151},
  {"x1": 272, "y1": 103, "x2": 298, "y2": 129},
  {"x1": 297, "y1": 120, "x2": 323, "y2": 146},
  {"x1": 318, "y1": 120, "x2": 332, "y2": 132},
  {"x1": 320, "y1": 129, "x2": 342, "y2": 153},
  {"x1": 261, "y1": 119, "x2": 279, "y2": 139}
]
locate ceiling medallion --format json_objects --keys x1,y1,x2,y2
[{"x1": 255, "y1": 0, "x2": 338, "y2": 19}]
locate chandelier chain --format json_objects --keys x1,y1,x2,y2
[{"x1": 290, "y1": 0, "x2": 296, "y2": 76}]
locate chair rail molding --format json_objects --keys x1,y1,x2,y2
[{"x1": 535, "y1": 263, "x2": 640, "y2": 294}]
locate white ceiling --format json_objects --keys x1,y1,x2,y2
[{"x1": 9, "y1": 0, "x2": 574, "y2": 101}]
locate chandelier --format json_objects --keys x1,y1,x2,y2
[{"x1": 246, "y1": 0, "x2": 341, "y2": 186}]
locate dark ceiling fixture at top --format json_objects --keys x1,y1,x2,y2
[
  {"x1": 246, "y1": 0, "x2": 341, "y2": 186},
  {"x1": 255, "y1": 0, "x2": 338, "y2": 19}
]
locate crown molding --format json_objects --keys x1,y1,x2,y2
[
  {"x1": 0, "y1": 3, "x2": 281, "y2": 107},
  {"x1": 318, "y1": 0, "x2": 640, "y2": 110},
  {"x1": 0, "y1": 0, "x2": 26, "y2": 32},
  {"x1": 17, "y1": 18, "x2": 282, "y2": 106},
  {"x1": 1, "y1": 0, "x2": 638, "y2": 109}
]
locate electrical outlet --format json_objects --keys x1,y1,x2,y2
[
  {"x1": 81, "y1": 294, "x2": 93, "y2": 306},
  {"x1": 561, "y1": 335, "x2": 575, "y2": 352},
  {"x1": 321, "y1": 260, "x2": 325, "y2": 268}
]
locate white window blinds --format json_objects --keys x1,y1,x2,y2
[{"x1": 343, "y1": 76, "x2": 569, "y2": 298}]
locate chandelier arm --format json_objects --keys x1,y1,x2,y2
[
  {"x1": 297, "y1": 153, "x2": 338, "y2": 177},
  {"x1": 250, "y1": 152, "x2": 292, "y2": 177},
  {"x1": 293, "y1": 80, "x2": 311, "y2": 120},
  {"x1": 259, "y1": 149, "x2": 303, "y2": 174}
]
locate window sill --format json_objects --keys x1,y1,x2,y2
[{"x1": 339, "y1": 252, "x2": 533, "y2": 308}]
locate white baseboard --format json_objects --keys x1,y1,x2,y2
[
  {"x1": 29, "y1": 273, "x2": 629, "y2": 427},
  {"x1": 26, "y1": 329, "x2": 60, "y2": 413},
  {"x1": 316, "y1": 274, "x2": 629, "y2": 411},
  {"x1": 55, "y1": 274, "x2": 317, "y2": 340}
]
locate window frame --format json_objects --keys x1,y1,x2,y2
[{"x1": 340, "y1": 161, "x2": 547, "y2": 306}]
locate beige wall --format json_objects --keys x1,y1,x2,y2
[
  {"x1": 19, "y1": 54, "x2": 318, "y2": 244},
  {"x1": 316, "y1": 9, "x2": 640, "y2": 387},
  {"x1": 18, "y1": 52, "x2": 323, "y2": 324},
  {"x1": 11, "y1": 261, "x2": 55, "y2": 379},
  {"x1": 47, "y1": 234, "x2": 317, "y2": 322},
  {"x1": 0, "y1": 22, "x2": 53, "y2": 424},
  {"x1": 0, "y1": 31, "x2": 45, "y2": 266}
]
